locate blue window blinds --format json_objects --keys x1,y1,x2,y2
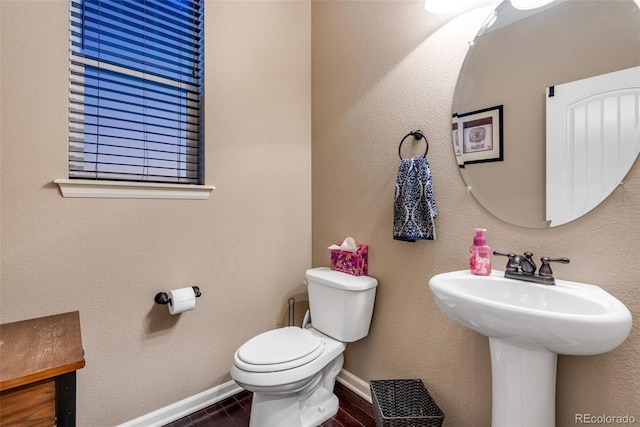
[{"x1": 69, "y1": 0, "x2": 203, "y2": 184}]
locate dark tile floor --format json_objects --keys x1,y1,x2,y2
[{"x1": 164, "y1": 382, "x2": 376, "y2": 427}]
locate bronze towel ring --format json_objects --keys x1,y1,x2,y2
[{"x1": 398, "y1": 130, "x2": 428, "y2": 160}]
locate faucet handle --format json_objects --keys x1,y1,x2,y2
[
  {"x1": 493, "y1": 251, "x2": 518, "y2": 272},
  {"x1": 539, "y1": 257, "x2": 570, "y2": 277}
]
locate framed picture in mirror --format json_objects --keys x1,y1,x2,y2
[{"x1": 454, "y1": 105, "x2": 503, "y2": 166}]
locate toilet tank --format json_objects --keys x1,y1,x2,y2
[{"x1": 305, "y1": 267, "x2": 378, "y2": 342}]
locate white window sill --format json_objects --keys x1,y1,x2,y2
[{"x1": 53, "y1": 179, "x2": 215, "y2": 200}]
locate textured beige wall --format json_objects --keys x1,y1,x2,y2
[
  {"x1": 0, "y1": 0, "x2": 310, "y2": 425},
  {"x1": 312, "y1": 1, "x2": 640, "y2": 426}
]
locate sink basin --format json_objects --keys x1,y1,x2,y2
[
  {"x1": 429, "y1": 270, "x2": 632, "y2": 355},
  {"x1": 429, "y1": 270, "x2": 632, "y2": 427}
]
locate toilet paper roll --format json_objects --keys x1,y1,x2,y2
[{"x1": 168, "y1": 287, "x2": 196, "y2": 315}]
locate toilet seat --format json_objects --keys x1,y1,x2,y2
[{"x1": 235, "y1": 327, "x2": 324, "y2": 373}]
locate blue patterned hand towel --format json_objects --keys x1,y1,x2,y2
[{"x1": 393, "y1": 157, "x2": 437, "y2": 241}]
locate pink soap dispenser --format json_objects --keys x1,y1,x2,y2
[{"x1": 470, "y1": 228, "x2": 492, "y2": 276}]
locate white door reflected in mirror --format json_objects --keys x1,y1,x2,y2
[{"x1": 546, "y1": 66, "x2": 640, "y2": 227}]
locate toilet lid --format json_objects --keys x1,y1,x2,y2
[{"x1": 236, "y1": 327, "x2": 324, "y2": 372}]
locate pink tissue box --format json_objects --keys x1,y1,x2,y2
[{"x1": 330, "y1": 242, "x2": 368, "y2": 276}]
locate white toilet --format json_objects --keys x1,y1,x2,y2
[{"x1": 230, "y1": 267, "x2": 378, "y2": 427}]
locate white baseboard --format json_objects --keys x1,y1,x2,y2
[
  {"x1": 119, "y1": 369, "x2": 370, "y2": 426},
  {"x1": 118, "y1": 380, "x2": 243, "y2": 427},
  {"x1": 336, "y1": 368, "x2": 372, "y2": 403}
]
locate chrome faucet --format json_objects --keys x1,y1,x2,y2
[{"x1": 493, "y1": 251, "x2": 570, "y2": 285}]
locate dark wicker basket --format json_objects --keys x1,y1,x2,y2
[{"x1": 370, "y1": 379, "x2": 445, "y2": 427}]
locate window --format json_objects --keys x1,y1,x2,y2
[{"x1": 68, "y1": 0, "x2": 204, "y2": 184}]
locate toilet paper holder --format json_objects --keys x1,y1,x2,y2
[{"x1": 154, "y1": 286, "x2": 202, "y2": 306}]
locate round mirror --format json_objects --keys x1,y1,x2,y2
[{"x1": 452, "y1": 0, "x2": 640, "y2": 228}]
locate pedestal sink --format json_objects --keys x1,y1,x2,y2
[{"x1": 429, "y1": 270, "x2": 632, "y2": 427}]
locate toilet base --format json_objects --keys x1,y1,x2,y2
[{"x1": 248, "y1": 354, "x2": 344, "y2": 427}]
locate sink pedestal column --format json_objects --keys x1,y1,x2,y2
[{"x1": 489, "y1": 338, "x2": 557, "y2": 427}]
